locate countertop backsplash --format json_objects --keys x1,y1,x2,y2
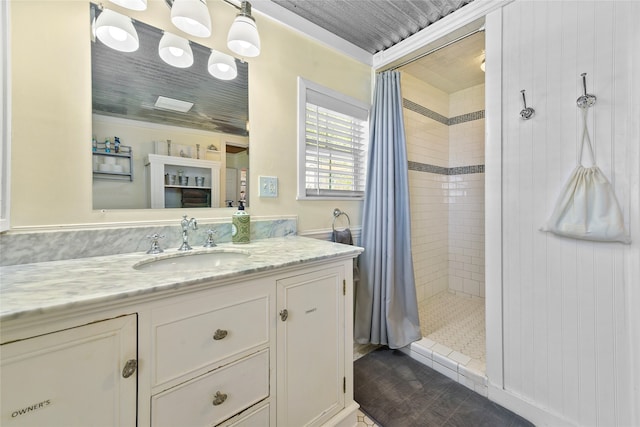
[{"x1": 0, "y1": 218, "x2": 297, "y2": 266}]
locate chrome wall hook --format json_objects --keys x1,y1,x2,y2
[
  {"x1": 519, "y1": 90, "x2": 535, "y2": 120},
  {"x1": 576, "y1": 73, "x2": 597, "y2": 108}
]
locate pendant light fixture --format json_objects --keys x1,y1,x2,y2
[
  {"x1": 227, "y1": 1, "x2": 260, "y2": 57},
  {"x1": 95, "y1": 9, "x2": 139, "y2": 52},
  {"x1": 170, "y1": 0, "x2": 212, "y2": 38},
  {"x1": 208, "y1": 49, "x2": 238, "y2": 80},
  {"x1": 108, "y1": 0, "x2": 147, "y2": 11},
  {"x1": 159, "y1": 32, "x2": 194, "y2": 68}
]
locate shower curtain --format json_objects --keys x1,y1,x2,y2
[{"x1": 354, "y1": 71, "x2": 421, "y2": 349}]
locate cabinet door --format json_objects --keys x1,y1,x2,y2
[
  {"x1": 277, "y1": 266, "x2": 345, "y2": 427},
  {"x1": 1, "y1": 315, "x2": 137, "y2": 427}
]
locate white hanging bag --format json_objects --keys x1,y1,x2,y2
[{"x1": 542, "y1": 107, "x2": 630, "y2": 243}]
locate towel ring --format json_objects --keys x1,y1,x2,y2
[{"x1": 332, "y1": 208, "x2": 351, "y2": 231}]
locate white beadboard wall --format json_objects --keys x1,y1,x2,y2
[{"x1": 497, "y1": 1, "x2": 640, "y2": 425}]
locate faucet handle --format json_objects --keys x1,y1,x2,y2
[
  {"x1": 146, "y1": 233, "x2": 165, "y2": 254},
  {"x1": 204, "y1": 229, "x2": 217, "y2": 248}
]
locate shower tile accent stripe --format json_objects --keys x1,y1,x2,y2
[
  {"x1": 402, "y1": 98, "x2": 484, "y2": 126},
  {"x1": 408, "y1": 161, "x2": 485, "y2": 175},
  {"x1": 449, "y1": 110, "x2": 485, "y2": 125},
  {"x1": 404, "y1": 97, "x2": 485, "y2": 176},
  {"x1": 403, "y1": 98, "x2": 449, "y2": 125}
]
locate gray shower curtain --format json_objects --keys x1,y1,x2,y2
[{"x1": 354, "y1": 71, "x2": 421, "y2": 349}]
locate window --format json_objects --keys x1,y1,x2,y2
[{"x1": 297, "y1": 77, "x2": 369, "y2": 200}]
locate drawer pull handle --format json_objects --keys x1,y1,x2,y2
[
  {"x1": 213, "y1": 329, "x2": 228, "y2": 340},
  {"x1": 212, "y1": 391, "x2": 228, "y2": 406},
  {"x1": 122, "y1": 359, "x2": 137, "y2": 378}
]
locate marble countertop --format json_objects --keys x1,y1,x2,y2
[{"x1": 0, "y1": 236, "x2": 363, "y2": 322}]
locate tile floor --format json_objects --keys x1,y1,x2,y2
[
  {"x1": 356, "y1": 410, "x2": 379, "y2": 427},
  {"x1": 354, "y1": 291, "x2": 487, "y2": 426},
  {"x1": 418, "y1": 291, "x2": 486, "y2": 372},
  {"x1": 354, "y1": 349, "x2": 533, "y2": 427}
]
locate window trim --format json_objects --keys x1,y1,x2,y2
[{"x1": 296, "y1": 77, "x2": 369, "y2": 201}]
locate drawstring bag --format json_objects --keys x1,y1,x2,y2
[{"x1": 542, "y1": 107, "x2": 630, "y2": 243}]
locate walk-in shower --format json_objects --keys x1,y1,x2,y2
[{"x1": 397, "y1": 28, "x2": 488, "y2": 395}]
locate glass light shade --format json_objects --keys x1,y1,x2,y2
[
  {"x1": 208, "y1": 50, "x2": 238, "y2": 80},
  {"x1": 95, "y1": 9, "x2": 139, "y2": 52},
  {"x1": 227, "y1": 15, "x2": 260, "y2": 57},
  {"x1": 159, "y1": 32, "x2": 194, "y2": 68},
  {"x1": 171, "y1": 0, "x2": 212, "y2": 38},
  {"x1": 108, "y1": 0, "x2": 147, "y2": 11},
  {"x1": 480, "y1": 59, "x2": 485, "y2": 72}
]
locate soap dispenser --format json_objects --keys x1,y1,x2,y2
[{"x1": 231, "y1": 201, "x2": 250, "y2": 244}]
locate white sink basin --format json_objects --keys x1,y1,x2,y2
[{"x1": 134, "y1": 251, "x2": 250, "y2": 272}]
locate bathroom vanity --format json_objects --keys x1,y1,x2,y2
[{"x1": 0, "y1": 236, "x2": 362, "y2": 427}]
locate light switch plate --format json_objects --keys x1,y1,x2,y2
[{"x1": 259, "y1": 176, "x2": 278, "y2": 198}]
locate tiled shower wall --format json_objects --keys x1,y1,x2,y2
[
  {"x1": 403, "y1": 74, "x2": 450, "y2": 302},
  {"x1": 448, "y1": 87, "x2": 486, "y2": 298},
  {"x1": 402, "y1": 72, "x2": 485, "y2": 301}
]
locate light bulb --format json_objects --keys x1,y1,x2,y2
[
  {"x1": 208, "y1": 50, "x2": 237, "y2": 80},
  {"x1": 169, "y1": 46, "x2": 184, "y2": 57},
  {"x1": 159, "y1": 32, "x2": 193, "y2": 68},
  {"x1": 109, "y1": 26, "x2": 128, "y2": 42},
  {"x1": 95, "y1": 9, "x2": 139, "y2": 52}
]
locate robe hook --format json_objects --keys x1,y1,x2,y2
[
  {"x1": 576, "y1": 73, "x2": 597, "y2": 108},
  {"x1": 520, "y1": 90, "x2": 535, "y2": 120}
]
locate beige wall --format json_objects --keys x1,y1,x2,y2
[{"x1": 9, "y1": 0, "x2": 371, "y2": 230}]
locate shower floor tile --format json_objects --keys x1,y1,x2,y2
[{"x1": 418, "y1": 291, "x2": 486, "y2": 372}]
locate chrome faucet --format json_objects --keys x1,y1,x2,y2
[{"x1": 178, "y1": 215, "x2": 198, "y2": 251}]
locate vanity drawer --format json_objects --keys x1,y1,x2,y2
[
  {"x1": 223, "y1": 402, "x2": 270, "y2": 427},
  {"x1": 151, "y1": 349, "x2": 269, "y2": 427},
  {"x1": 152, "y1": 289, "x2": 270, "y2": 386}
]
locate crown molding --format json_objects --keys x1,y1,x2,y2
[{"x1": 249, "y1": 0, "x2": 373, "y2": 66}]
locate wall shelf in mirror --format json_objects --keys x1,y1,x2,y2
[
  {"x1": 145, "y1": 154, "x2": 221, "y2": 209},
  {"x1": 93, "y1": 145, "x2": 133, "y2": 181}
]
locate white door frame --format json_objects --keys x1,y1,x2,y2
[{"x1": 372, "y1": 0, "x2": 511, "y2": 391}]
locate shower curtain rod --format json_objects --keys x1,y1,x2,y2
[{"x1": 387, "y1": 25, "x2": 485, "y2": 71}]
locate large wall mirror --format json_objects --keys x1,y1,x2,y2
[{"x1": 90, "y1": 4, "x2": 249, "y2": 210}]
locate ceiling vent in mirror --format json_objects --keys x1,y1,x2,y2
[{"x1": 154, "y1": 96, "x2": 194, "y2": 112}]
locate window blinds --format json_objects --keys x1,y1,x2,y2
[{"x1": 304, "y1": 93, "x2": 368, "y2": 198}]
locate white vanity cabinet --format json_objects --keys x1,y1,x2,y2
[
  {"x1": 276, "y1": 264, "x2": 347, "y2": 427},
  {"x1": 0, "y1": 243, "x2": 360, "y2": 427},
  {"x1": 0, "y1": 314, "x2": 137, "y2": 427},
  {"x1": 146, "y1": 278, "x2": 274, "y2": 427}
]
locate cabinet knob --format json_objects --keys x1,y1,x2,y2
[
  {"x1": 213, "y1": 329, "x2": 228, "y2": 340},
  {"x1": 279, "y1": 309, "x2": 288, "y2": 321},
  {"x1": 212, "y1": 391, "x2": 228, "y2": 406},
  {"x1": 122, "y1": 359, "x2": 137, "y2": 378}
]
